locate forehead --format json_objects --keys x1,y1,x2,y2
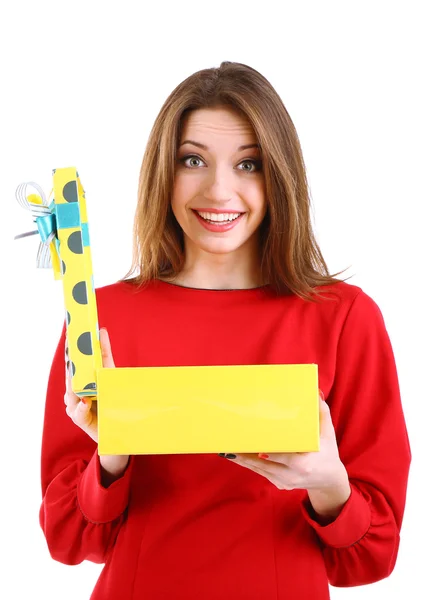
[{"x1": 180, "y1": 107, "x2": 257, "y2": 143}]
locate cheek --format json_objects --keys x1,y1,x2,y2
[
  {"x1": 171, "y1": 175, "x2": 198, "y2": 213},
  {"x1": 171, "y1": 178, "x2": 185, "y2": 216},
  {"x1": 244, "y1": 180, "x2": 267, "y2": 215},
  {"x1": 171, "y1": 179, "x2": 197, "y2": 233}
]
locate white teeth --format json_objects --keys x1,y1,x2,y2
[{"x1": 196, "y1": 211, "x2": 241, "y2": 222}]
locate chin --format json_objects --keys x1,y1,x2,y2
[{"x1": 195, "y1": 237, "x2": 247, "y2": 255}]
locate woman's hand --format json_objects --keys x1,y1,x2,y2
[
  {"x1": 64, "y1": 329, "x2": 115, "y2": 442},
  {"x1": 223, "y1": 393, "x2": 351, "y2": 521},
  {"x1": 64, "y1": 328, "x2": 129, "y2": 486}
]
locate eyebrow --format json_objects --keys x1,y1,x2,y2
[{"x1": 179, "y1": 140, "x2": 260, "y2": 152}]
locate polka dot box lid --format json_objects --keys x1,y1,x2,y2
[{"x1": 15, "y1": 167, "x2": 102, "y2": 398}]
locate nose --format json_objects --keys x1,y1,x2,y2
[{"x1": 202, "y1": 164, "x2": 233, "y2": 204}]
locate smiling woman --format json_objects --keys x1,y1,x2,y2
[
  {"x1": 127, "y1": 61, "x2": 342, "y2": 297},
  {"x1": 39, "y1": 61, "x2": 411, "y2": 600}
]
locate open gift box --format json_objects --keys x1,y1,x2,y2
[{"x1": 17, "y1": 167, "x2": 320, "y2": 455}]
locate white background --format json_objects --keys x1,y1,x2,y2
[{"x1": 2, "y1": 1, "x2": 425, "y2": 598}]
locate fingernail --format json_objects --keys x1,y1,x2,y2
[
  {"x1": 319, "y1": 389, "x2": 325, "y2": 401},
  {"x1": 259, "y1": 453, "x2": 269, "y2": 459},
  {"x1": 80, "y1": 398, "x2": 87, "y2": 405}
]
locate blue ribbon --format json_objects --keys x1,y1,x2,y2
[
  {"x1": 16, "y1": 182, "x2": 84, "y2": 272},
  {"x1": 35, "y1": 213, "x2": 57, "y2": 244}
]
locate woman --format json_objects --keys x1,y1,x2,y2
[{"x1": 40, "y1": 61, "x2": 411, "y2": 599}]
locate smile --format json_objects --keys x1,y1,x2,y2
[{"x1": 192, "y1": 209, "x2": 245, "y2": 232}]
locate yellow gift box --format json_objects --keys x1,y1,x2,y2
[
  {"x1": 97, "y1": 364, "x2": 320, "y2": 455},
  {"x1": 16, "y1": 167, "x2": 320, "y2": 454},
  {"x1": 52, "y1": 167, "x2": 102, "y2": 396}
]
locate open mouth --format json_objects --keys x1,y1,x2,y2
[{"x1": 192, "y1": 209, "x2": 245, "y2": 227}]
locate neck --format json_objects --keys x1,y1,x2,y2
[
  {"x1": 166, "y1": 238, "x2": 265, "y2": 290},
  {"x1": 165, "y1": 234, "x2": 268, "y2": 290},
  {"x1": 167, "y1": 270, "x2": 265, "y2": 290}
]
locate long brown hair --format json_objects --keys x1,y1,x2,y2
[{"x1": 123, "y1": 61, "x2": 346, "y2": 300}]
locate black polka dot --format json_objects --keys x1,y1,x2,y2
[
  {"x1": 61, "y1": 260, "x2": 66, "y2": 275},
  {"x1": 77, "y1": 332, "x2": 93, "y2": 355},
  {"x1": 83, "y1": 382, "x2": 97, "y2": 390},
  {"x1": 63, "y1": 181, "x2": 78, "y2": 203},
  {"x1": 72, "y1": 281, "x2": 88, "y2": 304},
  {"x1": 68, "y1": 231, "x2": 83, "y2": 254},
  {"x1": 66, "y1": 361, "x2": 76, "y2": 376},
  {"x1": 66, "y1": 311, "x2": 71, "y2": 325}
]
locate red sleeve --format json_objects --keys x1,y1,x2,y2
[
  {"x1": 300, "y1": 290, "x2": 411, "y2": 586},
  {"x1": 39, "y1": 326, "x2": 134, "y2": 565}
]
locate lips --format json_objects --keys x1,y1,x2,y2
[
  {"x1": 192, "y1": 208, "x2": 243, "y2": 215},
  {"x1": 192, "y1": 209, "x2": 245, "y2": 232}
]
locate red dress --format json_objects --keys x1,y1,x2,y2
[{"x1": 39, "y1": 280, "x2": 411, "y2": 599}]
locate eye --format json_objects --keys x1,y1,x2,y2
[
  {"x1": 238, "y1": 159, "x2": 262, "y2": 173},
  {"x1": 179, "y1": 154, "x2": 205, "y2": 168}
]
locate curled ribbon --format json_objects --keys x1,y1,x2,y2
[{"x1": 14, "y1": 181, "x2": 59, "y2": 272}]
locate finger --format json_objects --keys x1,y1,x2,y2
[
  {"x1": 64, "y1": 335, "x2": 74, "y2": 393},
  {"x1": 65, "y1": 359, "x2": 72, "y2": 392},
  {"x1": 235, "y1": 454, "x2": 290, "y2": 474},
  {"x1": 257, "y1": 452, "x2": 306, "y2": 465},
  {"x1": 64, "y1": 361, "x2": 80, "y2": 409},
  {"x1": 99, "y1": 328, "x2": 115, "y2": 368},
  {"x1": 64, "y1": 381, "x2": 81, "y2": 409},
  {"x1": 239, "y1": 456, "x2": 301, "y2": 490},
  {"x1": 65, "y1": 389, "x2": 80, "y2": 415},
  {"x1": 240, "y1": 452, "x2": 301, "y2": 465},
  {"x1": 72, "y1": 397, "x2": 93, "y2": 428},
  {"x1": 65, "y1": 359, "x2": 77, "y2": 391},
  {"x1": 319, "y1": 394, "x2": 336, "y2": 438},
  {"x1": 64, "y1": 391, "x2": 83, "y2": 412},
  {"x1": 232, "y1": 455, "x2": 288, "y2": 486},
  {"x1": 319, "y1": 394, "x2": 330, "y2": 411}
]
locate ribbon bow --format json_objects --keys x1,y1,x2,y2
[{"x1": 14, "y1": 182, "x2": 61, "y2": 277}]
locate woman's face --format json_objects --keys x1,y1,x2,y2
[{"x1": 171, "y1": 106, "x2": 267, "y2": 260}]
